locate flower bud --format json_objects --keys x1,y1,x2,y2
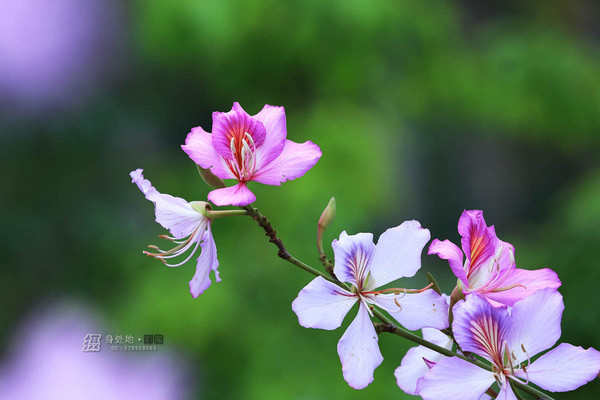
[
  {"x1": 196, "y1": 165, "x2": 225, "y2": 188},
  {"x1": 318, "y1": 197, "x2": 336, "y2": 231}
]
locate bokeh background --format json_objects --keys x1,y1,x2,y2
[{"x1": 2, "y1": 0, "x2": 599, "y2": 398}]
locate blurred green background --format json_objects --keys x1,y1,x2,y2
[{"x1": 1, "y1": 0, "x2": 599, "y2": 398}]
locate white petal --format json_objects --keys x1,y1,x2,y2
[
  {"x1": 417, "y1": 356, "x2": 495, "y2": 400},
  {"x1": 291, "y1": 277, "x2": 356, "y2": 330},
  {"x1": 337, "y1": 302, "x2": 383, "y2": 389},
  {"x1": 508, "y1": 288, "x2": 564, "y2": 364},
  {"x1": 189, "y1": 227, "x2": 220, "y2": 297},
  {"x1": 496, "y1": 383, "x2": 518, "y2": 400},
  {"x1": 373, "y1": 290, "x2": 449, "y2": 331},
  {"x1": 514, "y1": 343, "x2": 600, "y2": 392},
  {"x1": 395, "y1": 329, "x2": 451, "y2": 394},
  {"x1": 332, "y1": 231, "x2": 375, "y2": 287},
  {"x1": 370, "y1": 221, "x2": 431, "y2": 287}
]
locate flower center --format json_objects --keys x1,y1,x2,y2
[{"x1": 226, "y1": 132, "x2": 256, "y2": 182}]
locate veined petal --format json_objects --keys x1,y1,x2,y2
[
  {"x1": 252, "y1": 104, "x2": 287, "y2": 169},
  {"x1": 130, "y1": 169, "x2": 205, "y2": 238},
  {"x1": 189, "y1": 226, "x2": 219, "y2": 298},
  {"x1": 337, "y1": 302, "x2": 383, "y2": 389},
  {"x1": 207, "y1": 183, "x2": 256, "y2": 206},
  {"x1": 508, "y1": 288, "x2": 563, "y2": 364},
  {"x1": 252, "y1": 139, "x2": 321, "y2": 186},
  {"x1": 291, "y1": 276, "x2": 356, "y2": 330},
  {"x1": 369, "y1": 221, "x2": 431, "y2": 287},
  {"x1": 394, "y1": 329, "x2": 452, "y2": 394},
  {"x1": 373, "y1": 290, "x2": 449, "y2": 331},
  {"x1": 331, "y1": 231, "x2": 375, "y2": 288},
  {"x1": 496, "y1": 383, "x2": 518, "y2": 400},
  {"x1": 428, "y1": 239, "x2": 467, "y2": 285},
  {"x1": 181, "y1": 126, "x2": 233, "y2": 180},
  {"x1": 458, "y1": 210, "x2": 500, "y2": 275},
  {"x1": 484, "y1": 267, "x2": 561, "y2": 306},
  {"x1": 452, "y1": 294, "x2": 511, "y2": 362},
  {"x1": 417, "y1": 356, "x2": 495, "y2": 400},
  {"x1": 514, "y1": 343, "x2": 600, "y2": 392},
  {"x1": 211, "y1": 102, "x2": 266, "y2": 159}
]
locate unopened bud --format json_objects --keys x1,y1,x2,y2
[
  {"x1": 317, "y1": 197, "x2": 336, "y2": 257},
  {"x1": 318, "y1": 197, "x2": 336, "y2": 231},
  {"x1": 196, "y1": 165, "x2": 225, "y2": 188}
]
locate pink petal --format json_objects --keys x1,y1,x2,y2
[
  {"x1": 508, "y1": 288, "x2": 563, "y2": 364},
  {"x1": 252, "y1": 139, "x2": 321, "y2": 186},
  {"x1": 337, "y1": 302, "x2": 383, "y2": 389},
  {"x1": 428, "y1": 238, "x2": 467, "y2": 286},
  {"x1": 130, "y1": 169, "x2": 205, "y2": 238},
  {"x1": 484, "y1": 267, "x2": 561, "y2": 306},
  {"x1": 373, "y1": 290, "x2": 449, "y2": 331},
  {"x1": 514, "y1": 343, "x2": 600, "y2": 392},
  {"x1": 331, "y1": 231, "x2": 375, "y2": 287},
  {"x1": 207, "y1": 183, "x2": 256, "y2": 206},
  {"x1": 395, "y1": 329, "x2": 452, "y2": 394},
  {"x1": 416, "y1": 356, "x2": 495, "y2": 400},
  {"x1": 369, "y1": 220, "x2": 431, "y2": 287},
  {"x1": 211, "y1": 102, "x2": 266, "y2": 159},
  {"x1": 181, "y1": 126, "x2": 233, "y2": 180},
  {"x1": 458, "y1": 210, "x2": 499, "y2": 272},
  {"x1": 252, "y1": 104, "x2": 287, "y2": 169},
  {"x1": 291, "y1": 276, "x2": 356, "y2": 330},
  {"x1": 189, "y1": 227, "x2": 219, "y2": 298}
]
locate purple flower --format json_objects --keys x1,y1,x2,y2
[
  {"x1": 130, "y1": 169, "x2": 219, "y2": 297},
  {"x1": 0, "y1": 304, "x2": 191, "y2": 399},
  {"x1": 417, "y1": 289, "x2": 600, "y2": 399},
  {"x1": 291, "y1": 222, "x2": 448, "y2": 389},
  {"x1": 429, "y1": 210, "x2": 561, "y2": 305},
  {"x1": 182, "y1": 102, "x2": 322, "y2": 206}
]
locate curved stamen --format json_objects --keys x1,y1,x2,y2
[{"x1": 361, "y1": 282, "x2": 434, "y2": 296}]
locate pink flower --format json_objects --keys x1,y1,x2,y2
[
  {"x1": 182, "y1": 102, "x2": 322, "y2": 206},
  {"x1": 417, "y1": 290, "x2": 600, "y2": 399},
  {"x1": 130, "y1": 169, "x2": 219, "y2": 297},
  {"x1": 291, "y1": 222, "x2": 448, "y2": 389},
  {"x1": 428, "y1": 210, "x2": 561, "y2": 305}
]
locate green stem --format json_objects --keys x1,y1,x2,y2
[
  {"x1": 244, "y1": 206, "x2": 554, "y2": 400},
  {"x1": 206, "y1": 209, "x2": 248, "y2": 219}
]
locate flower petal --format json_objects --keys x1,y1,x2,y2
[
  {"x1": 207, "y1": 183, "x2": 256, "y2": 206},
  {"x1": 252, "y1": 104, "x2": 287, "y2": 169},
  {"x1": 508, "y1": 288, "x2": 563, "y2": 364},
  {"x1": 181, "y1": 126, "x2": 233, "y2": 180},
  {"x1": 484, "y1": 267, "x2": 561, "y2": 306},
  {"x1": 130, "y1": 169, "x2": 205, "y2": 238},
  {"x1": 189, "y1": 226, "x2": 219, "y2": 298},
  {"x1": 452, "y1": 294, "x2": 511, "y2": 361},
  {"x1": 394, "y1": 329, "x2": 452, "y2": 394},
  {"x1": 291, "y1": 276, "x2": 356, "y2": 330},
  {"x1": 252, "y1": 139, "x2": 321, "y2": 186},
  {"x1": 417, "y1": 356, "x2": 495, "y2": 400},
  {"x1": 458, "y1": 210, "x2": 500, "y2": 273},
  {"x1": 496, "y1": 383, "x2": 518, "y2": 400},
  {"x1": 331, "y1": 231, "x2": 375, "y2": 287},
  {"x1": 373, "y1": 290, "x2": 449, "y2": 331},
  {"x1": 514, "y1": 343, "x2": 600, "y2": 392},
  {"x1": 337, "y1": 302, "x2": 383, "y2": 389},
  {"x1": 369, "y1": 220, "x2": 431, "y2": 287},
  {"x1": 211, "y1": 102, "x2": 266, "y2": 159},
  {"x1": 428, "y1": 238, "x2": 467, "y2": 285}
]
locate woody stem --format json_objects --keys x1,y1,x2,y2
[{"x1": 243, "y1": 206, "x2": 554, "y2": 400}]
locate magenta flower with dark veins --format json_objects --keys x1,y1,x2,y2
[
  {"x1": 429, "y1": 210, "x2": 561, "y2": 305},
  {"x1": 130, "y1": 169, "x2": 219, "y2": 297},
  {"x1": 182, "y1": 102, "x2": 322, "y2": 206},
  {"x1": 417, "y1": 289, "x2": 600, "y2": 400},
  {"x1": 291, "y1": 222, "x2": 448, "y2": 389}
]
